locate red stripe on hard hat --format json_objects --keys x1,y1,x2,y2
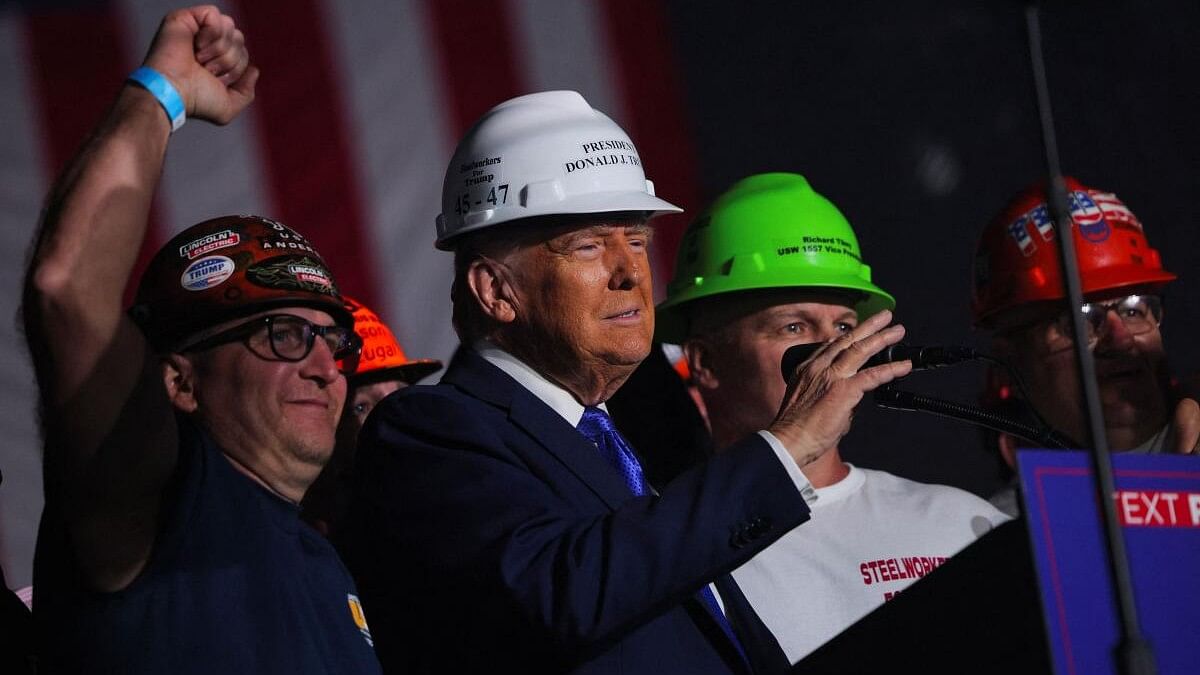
[
  {"x1": 598, "y1": 0, "x2": 701, "y2": 295},
  {"x1": 232, "y1": 0, "x2": 381, "y2": 308},
  {"x1": 425, "y1": 0, "x2": 526, "y2": 137},
  {"x1": 23, "y1": 7, "x2": 165, "y2": 306}
]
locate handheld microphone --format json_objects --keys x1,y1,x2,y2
[{"x1": 780, "y1": 343, "x2": 979, "y2": 381}]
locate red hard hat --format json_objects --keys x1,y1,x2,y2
[
  {"x1": 345, "y1": 297, "x2": 442, "y2": 386},
  {"x1": 132, "y1": 215, "x2": 353, "y2": 349},
  {"x1": 971, "y1": 177, "x2": 1176, "y2": 327}
]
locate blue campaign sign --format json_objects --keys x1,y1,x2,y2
[{"x1": 1018, "y1": 450, "x2": 1200, "y2": 675}]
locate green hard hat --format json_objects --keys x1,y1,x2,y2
[{"x1": 656, "y1": 172, "x2": 895, "y2": 343}]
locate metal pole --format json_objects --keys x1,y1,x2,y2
[{"x1": 1024, "y1": 5, "x2": 1155, "y2": 673}]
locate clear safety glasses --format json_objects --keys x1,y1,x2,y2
[{"x1": 1046, "y1": 294, "x2": 1163, "y2": 350}]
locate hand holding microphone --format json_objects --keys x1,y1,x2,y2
[{"x1": 767, "y1": 310, "x2": 911, "y2": 468}]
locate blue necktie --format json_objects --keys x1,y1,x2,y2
[
  {"x1": 576, "y1": 406, "x2": 648, "y2": 496},
  {"x1": 576, "y1": 406, "x2": 749, "y2": 666}
]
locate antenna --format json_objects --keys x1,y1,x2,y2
[{"x1": 1025, "y1": 5, "x2": 1155, "y2": 673}]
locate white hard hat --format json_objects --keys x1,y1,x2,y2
[{"x1": 435, "y1": 90, "x2": 682, "y2": 249}]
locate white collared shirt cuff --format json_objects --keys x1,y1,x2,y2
[{"x1": 757, "y1": 430, "x2": 819, "y2": 506}]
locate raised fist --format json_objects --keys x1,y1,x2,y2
[{"x1": 140, "y1": 5, "x2": 257, "y2": 125}]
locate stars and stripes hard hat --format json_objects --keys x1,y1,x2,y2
[{"x1": 971, "y1": 177, "x2": 1176, "y2": 328}]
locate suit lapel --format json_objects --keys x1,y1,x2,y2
[{"x1": 443, "y1": 348, "x2": 636, "y2": 510}]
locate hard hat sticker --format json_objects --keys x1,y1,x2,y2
[
  {"x1": 1067, "y1": 190, "x2": 1110, "y2": 243},
  {"x1": 1007, "y1": 203, "x2": 1055, "y2": 257},
  {"x1": 452, "y1": 183, "x2": 510, "y2": 217},
  {"x1": 254, "y1": 217, "x2": 319, "y2": 253},
  {"x1": 775, "y1": 236, "x2": 862, "y2": 261},
  {"x1": 246, "y1": 255, "x2": 340, "y2": 297},
  {"x1": 361, "y1": 342, "x2": 401, "y2": 366},
  {"x1": 564, "y1": 139, "x2": 642, "y2": 174},
  {"x1": 581, "y1": 140, "x2": 635, "y2": 154},
  {"x1": 459, "y1": 156, "x2": 501, "y2": 174},
  {"x1": 1027, "y1": 204, "x2": 1055, "y2": 242},
  {"x1": 1007, "y1": 217, "x2": 1037, "y2": 257},
  {"x1": 458, "y1": 156, "x2": 502, "y2": 188},
  {"x1": 178, "y1": 229, "x2": 239, "y2": 259},
  {"x1": 256, "y1": 233, "x2": 318, "y2": 254},
  {"x1": 287, "y1": 263, "x2": 334, "y2": 289},
  {"x1": 180, "y1": 255, "x2": 236, "y2": 291},
  {"x1": 1007, "y1": 189, "x2": 1118, "y2": 257},
  {"x1": 1090, "y1": 191, "x2": 1143, "y2": 232}
]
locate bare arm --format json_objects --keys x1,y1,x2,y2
[{"x1": 22, "y1": 5, "x2": 257, "y2": 591}]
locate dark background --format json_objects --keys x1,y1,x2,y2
[{"x1": 660, "y1": 0, "x2": 1200, "y2": 497}]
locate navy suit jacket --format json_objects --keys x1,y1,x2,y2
[{"x1": 340, "y1": 349, "x2": 810, "y2": 674}]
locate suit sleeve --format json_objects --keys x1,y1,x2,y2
[{"x1": 342, "y1": 387, "x2": 810, "y2": 664}]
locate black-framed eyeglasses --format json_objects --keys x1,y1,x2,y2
[
  {"x1": 182, "y1": 314, "x2": 362, "y2": 375},
  {"x1": 1047, "y1": 294, "x2": 1163, "y2": 349}
]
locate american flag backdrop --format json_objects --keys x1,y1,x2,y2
[{"x1": 0, "y1": 0, "x2": 700, "y2": 588}]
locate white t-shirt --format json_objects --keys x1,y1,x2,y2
[{"x1": 732, "y1": 464, "x2": 1009, "y2": 664}]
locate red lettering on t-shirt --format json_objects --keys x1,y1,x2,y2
[{"x1": 859, "y1": 554, "x2": 955, "y2": 586}]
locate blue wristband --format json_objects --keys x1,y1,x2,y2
[{"x1": 127, "y1": 66, "x2": 186, "y2": 132}]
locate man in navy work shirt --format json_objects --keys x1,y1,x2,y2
[
  {"x1": 22, "y1": 7, "x2": 381, "y2": 673},
  {"x1": 340, "y1": 91, "x2": 912, "y2": 674}
]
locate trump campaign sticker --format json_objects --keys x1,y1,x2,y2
[{"x1": 180, "y1": 255, "x2": 235, "y2": 291}]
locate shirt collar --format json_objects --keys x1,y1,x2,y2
[{"x1": 474, "y1": 340, "x2": 605, "y2": 427}]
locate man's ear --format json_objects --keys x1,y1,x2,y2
[
  {"x1": 466, "y1": 257, "x2": 518, "y2": 324},
  {"x1": 683, "y1": 339, "x2": 720, "y2": 390},
  {"x1": 163, "y1": 353, "x2": 199, "y2": 413},
  {"x1": 997, "y1": 432, "x2": 1019, "y2": 470}
]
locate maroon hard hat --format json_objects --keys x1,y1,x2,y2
[{"x1": 131, "y1": 215, "x2": 352, "y2": 350}]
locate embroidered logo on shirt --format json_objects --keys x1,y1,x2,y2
[{"x1": 348, "y1": 593, "x2": 374, "y2": 647}]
